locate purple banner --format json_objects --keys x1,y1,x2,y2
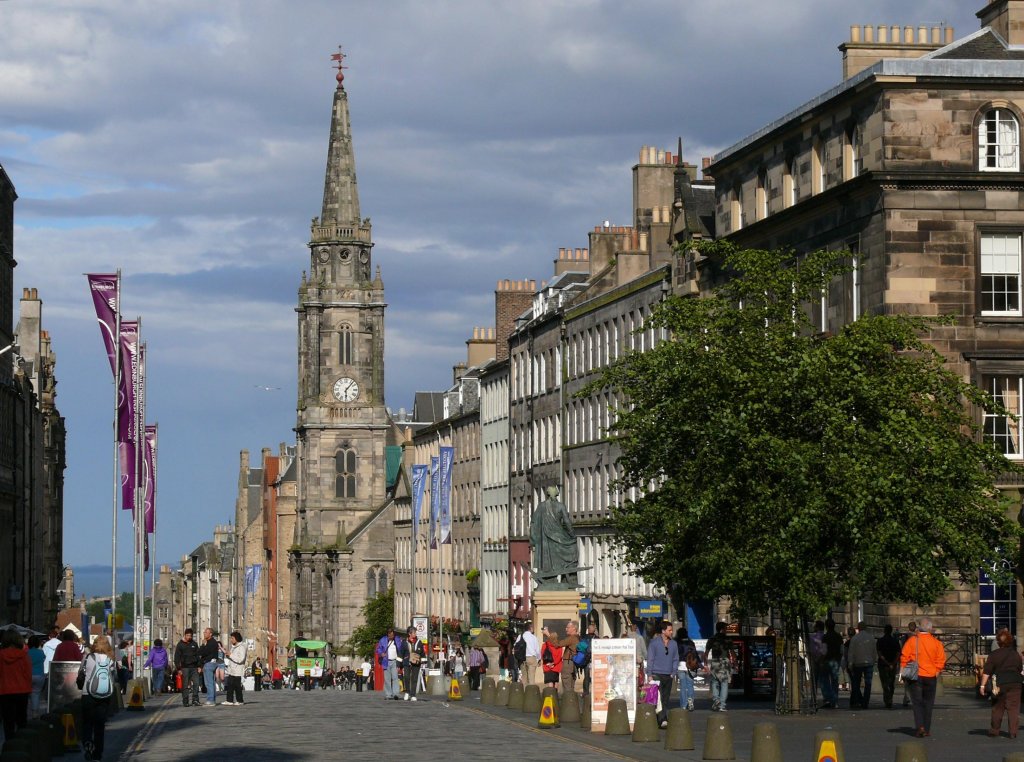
[
  {"x1": 119, "y1": 440, "x2": 135, "y2": 515},
  {"x1": 144, "y1": 424, "x2": 157, "y2": 534},
  {"x1": 86, "y1": 273, "x2": 119, "y2": 377},
  {"x1": 429, "y1": 455, "x2": 439, "y2": 550},
  {"x1": 439, "y1": 446, "x2": 453, "y2": 545},
  {"x1": 117, "y1": 321, "x2": 138, "y2": 444}
]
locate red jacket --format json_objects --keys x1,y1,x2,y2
[
  {"x1": 541, "y1": 642, "x2": 563, "y2": 675},
  {"x1": 0, "y1": 647, "x2": 32, "y2": 695}
]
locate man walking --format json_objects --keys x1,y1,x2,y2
[
  {"x1": 704, "y1": 621, "x2": 733, "y2": 712},
  {"x1": 403, "y1": 626, "x2": 426, "y2": 701},
  {"x1": 198, "y1": 628, "x2": 221, "y2": 706},
  {"x1": 848, "y1": 621, "x2": 876, "y2": 709},
  {"x1": 876, "y1": 624, "x2": 900, "y2": 709},
  {"x1": 173, "y1": 629, "x2": 201, "y2": 707},
  {"x1": 517, "y1": 622, "x2": 540, "y2": 686},
  {"x1": 375, "y1": 627, "x2": 403, "y2": 700},
  {"x1": 646, "y1": 621, "x2": 679, "y2": 728},
  {"x1": 821, "y1": 619, "x2": 843, "y2": 709}
]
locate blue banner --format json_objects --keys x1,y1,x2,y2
[
  {"x1": 439, "y1": 446, "x2": 453, "y2": 545},
  {"x1": 411, "y1": 464, "x2": 427, "y2": 531},
  {"x1": 429, "y1": 456, "x2": 440, "y2": 550}
]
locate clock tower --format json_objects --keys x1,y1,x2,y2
[{"x1": 291, "y1": 55, "x2": 392, "y2": 648}]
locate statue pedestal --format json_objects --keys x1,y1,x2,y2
[{"x1": 531, "y1": 589, "x2": 581, "y2": 688}]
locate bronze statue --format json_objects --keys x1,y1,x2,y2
[{"x1": 530, "y1": 486, "x2": 579, "y2": 589}]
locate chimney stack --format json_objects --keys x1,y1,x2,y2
[
  {"x1": 978, "y1": 0, "x2": 1024, "y2": 45},
  {"x1": 838, "y1": 22, "x2": 952, "y2": 80}
]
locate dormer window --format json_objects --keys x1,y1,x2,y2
[{"x1": 980, "y1": 109, "x2": 1020, "y2": 171}]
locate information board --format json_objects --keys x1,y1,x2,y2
[{"x1": 589, "y1": 638, "x2": 636, "y2": 732}]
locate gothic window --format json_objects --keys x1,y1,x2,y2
[
  {"x1": 980, "y1": 108, "x2": 1020, "y2": 171},
  {"x1": 366, "y1": 565, "x2": 388, "y2": 600},
  {"x1": 335, "y1": 447, "x2": 357, "y2": 497},
  {"x1": 339, "y1": 324, "x2": 353, "y2": 365}
]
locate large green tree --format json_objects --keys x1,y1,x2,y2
[
  {"x1": 345, "y1": 586, "x2": 394, "y2": 659},
  {"x1": 593, "y1": 241, "x2": 1021, "y2": 630}
]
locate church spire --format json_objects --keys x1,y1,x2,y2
[{"x1": 320, "y1": 47, "x2": 360, "y2": 226}]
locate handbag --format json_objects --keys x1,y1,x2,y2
[
  {"x1": 643, "y1": 682, "x2": 660, "y2": 705},
  {"x1": 899, "y1": 636, "x2": 919, "y2": 682}
]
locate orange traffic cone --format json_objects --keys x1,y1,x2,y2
[
  {"x1": 448, "y1": 676, "x2": 463, "y2": 701},
  {"x1": 126, "y1": 679, "x2": 146, "y2": 712},
  {"x1": 538, "y1": 687, "x2": 560, "y2": 729}
]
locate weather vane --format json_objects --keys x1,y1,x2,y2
[{"x1": 331, "y1": 46, "x2": 348, "y2": 90}]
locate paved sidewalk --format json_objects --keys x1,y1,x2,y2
[{"x1": 92, "y1": 683, "x2": 1024, "y2": 761}]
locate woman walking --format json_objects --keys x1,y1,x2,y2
[
  {"x1": 0, "y1": 629, "x2": 31, "y2": 740},
  {"x1": 979, "y1": 628, "x2": 1022, "y2": 738},
  {"x1": 900, "y1": 617, "x2": 946, "y2": 738},
  {"x1": 26, "y1": 636, "x2": 45, "y2": 719},
  {"x1": 223, "y1": 631, "x2": 247, "y2": 706},
  {"x1": 79, "y1": 635, "x2": 116, "y2": 761}
]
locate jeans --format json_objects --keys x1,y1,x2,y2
[
  {"x1": 711, "y1": 673, "x2": 729, "y2": 709},
  {"x1": 180, "y1": 667, "x2": 200, "y2": 705},
  {"x1": 909, "y1": 676, "x2": 937, "y2": 733},
  {"x1": 151, "y1": 668, "x2": 165, "y2": 696},
  {"x1": 677, "y1": 669, "x2": 695, "y2": 708},
  {"x1": 819, "y1": 659, "x2": 840, "y2": 705},
  {"x1": 384, "y1": 661, "x2": 400, "y2": 698},
  {"x1": 30, "y1": 674, "x2": 44, "y2": 717},
  {"x1": 202, "y1": 661, "x2": 219, "y2": 704},
  {"x1": 850, "y1": 664, "x2": 873, "y2": 708}
]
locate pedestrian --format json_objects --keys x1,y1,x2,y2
[
  {"x1": 450, "y1": 648, "x2": 466, "y2": 680},
  {"x1": 223, "y1": 631, "x2": 246, "y2": 706},
  {"x1": 675, "y1": 626, "x2": 698, "y2": 711},
  {"x1": 78, "y1": 635, "x2": 116, "y2": 761},
  {"x1": 980, "y1": 627, "x2": 1021, "y2": 738},
  {"x1": 144, "y1": 638, "x2": 169, "y2": 695},
  {"x1": 704, "y1": 621, "x2": 733, "y2": 712},
  {"x1": 198, "y1": 628, "x2": 221, "y2": 706},
  {"x1": 808, "y1": 620, "x2": 827, "y2": 705},
  {"x1": 52, "y1": 629, "x2": 83, "y2": 663},
  {"x1": 876, "y1": 624, "x2": 900, "y2": 709},
  {"x1": 173, "y1": 628, "x2": 202, "y2": 707},
  {"x1": 900, "y1": 621, "x2": 917, "y2": 708},
  {"x1": 41, "y1": 627, "x2": 60, "y2": 675},
  {"x1": 540, "y1": 636, "x2": 563, "y2": 689},
  {"x1": 26, "y1": 636, "x2": 45, "y2": 719},
  {"x1": 900, "y1": 617, "x2": 945, "y2": 737},
  {"x1": 468, "y1": 645, "x2": 485, "y2": 690},
  {"x1": 356, "y1": 658, "x2": 369, "y2": 692},
  {"x1": 251, "y1": 657, "x2": 263, "y2": 692},
  {"x1": 839, "y1": 626, "x2": 855, "y2": 694},
  {"x1": 516, "y1": 622, "x2": 540, "y2": 685},
  {"x1": 646, "y1": 621, "x2": 679, "y2": 728},
  {"x1": 272, "y1": 665, "x2": 283, "y2": 690},
  {"x1": 375, "y1": 627, "x2": 403, "y2": 700},
  {"x1": 847, "y1": 621, "x2": 875, "y2": 709},
  {"x1": 629, "y1": 620, "x2": 647, "y2": 684},
  {"x1": 580, "y1": 622, "x2": 596, "y2": 695},
  {"x1": 0, "y1": 628, "x2": 31, "y2": 740},
  {"x1": 403, "y1": 626, "x2": 426, "y2": 701},
  {"x1": 115, "y1": 641, "x2": 131, "y2": 694},
  {"x1": 542, "y1": 621, "x2": 580, "y2": 695},
  {"x1": 820, "y1": 619, "x2": 843, "y2": 709}
]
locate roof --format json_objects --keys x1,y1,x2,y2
[
  {"x1": 412, "y1": 391, "x2": 445, "y2": 423},
  {"x1": 929, "y1": 27, "x2": 1024, "y2": 62}
]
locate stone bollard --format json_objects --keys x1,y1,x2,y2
[
  {"x1": 894, "y1": 741, "x2": 928, "y2": 762},
  {"x1": 508, "y1": 681, "x2": 525, "y2": 710},
  {"x1": 458, "y1": 675, "x2": 470, "y2": 697},
  {"x1": 751, "y1": 722, "x2": 782, "y2": 762},
  {"x1": 703, "y1": 713, "x2": 736, "y2": 760},
  {"x1": 580, "y1": 696, "x2": 592, "y2": 730},
  {"x1": 495, "y1": 680, "x2": 511, "y2": 707},
  {"x1": 559, "y1": 691, "x2": 580, "y2": 724},
  {"x1": 632, "y1": 702, "x2": 660, "y2": 743},
  {"x1": 522, "y1": 684, "x2": 542, "y2": 714},
  {"x1": 538, "y1": 686, "x2": 560, "y2": 728},
  {"x1": 812, "y1": 730, "x2": 844, "y2": 762},
  {"x1": 481, "y1": 677, "x2": 497, "y2": 705},
  {"x1": 665, "y1": 707, "x2": 694, "y2": 750},
  {"x1": 604, "y1": 698, "x2": 631, "y2": 735}
]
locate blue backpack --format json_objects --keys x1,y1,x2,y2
[{"x1": 86, "y1": 654, "x2": 115, "y2": 698}]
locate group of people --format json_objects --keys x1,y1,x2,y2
[{"x1": 171, "y1": 627, "x2": 249, "y2": 707}]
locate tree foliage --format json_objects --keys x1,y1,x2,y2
[
  {"x1": 345, "y1": 586, "x2": 394, "y2": 659},
  {"x1": 592, "y1": 241, "x2": 1021, "y2": 627}
]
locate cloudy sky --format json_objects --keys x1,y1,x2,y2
[{"x1": 0, "y1": 0, "x2": 982, "y2": 576}]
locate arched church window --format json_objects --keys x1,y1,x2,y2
[
  {"x1": 377, "y1": 568, "x2": 388, "y2": 593},
  {"x1": 339, "y1": 324, "x2": 353, "y2": 365},
  {"x1": 366, "y1": 566, "x2": 378, "y2": 599},
  {"x1": 335, "y1": 447, "x2": 357, "y2": 498}
]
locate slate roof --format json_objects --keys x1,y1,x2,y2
[
  {"x1": 929, "y1": 27, "x2": 1024, "y2": 61},
  {"x1": 412, "y1": 391, "x2": 445, "y2": 423}
]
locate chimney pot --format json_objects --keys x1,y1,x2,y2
[
  {"x1": 945, "y1": 26, "x2": 954, "y2": 44},
  {"x1": 877, "y1": 25, "x2": 887, "y2": 43},
  {"x1": 904, "y1": 25, "x2": 913, "y2": 44},
  {"x1": 918, "y1": 25, "x2": 927, "y2": 44},
  {"x1": 850, "y1": 24, "x2": 861, "y2": 42},
  {"x1": 864, "y1": 24, "x2": 874, "y2": 42},
  {"x1": 931, "y1": 25, "x2": 940, "y2": 44}
]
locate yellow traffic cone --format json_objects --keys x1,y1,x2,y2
[
  {"x1": 538, "y1": 686, "x2": 560, "y2": 729},
  {"x1": 448, "y1": 676, "x2": 463, "y2": 701},
  {"x1": 62, "y1": 709, "x2": 79, "y2": 751},
  {"x1": 126, "y1": 679, "x2": 146, "y2": 711}
]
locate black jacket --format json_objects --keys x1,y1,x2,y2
[
  {"x1": 174, "y1": 638, "x2": 201, "y2": 669},
  {"x1": 199, "y1": 638, "x2": 220, "y2": 665}
]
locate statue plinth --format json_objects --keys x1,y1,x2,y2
[{"x1": 530, "y1": 589, "x2": 582, "y2": 688}]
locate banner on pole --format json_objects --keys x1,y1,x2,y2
[
  {"x1": 429, "y1": 456, "x2": 440, "y2": 550},
  {"x1": 411, "y1": 464, "x2": 427, "y2": 532},
  {"x1": 86, "y1": 274, "x2": 119, "y2": 377},
  {"x1": 118, "y1": 322, "x2": 139, "y2": 513},
  {"x1": 439, "y1": 446, "x2": 453, "y2": 545},
  {"x1": 144, "y1": 425, "x2": 157, "y2": 534}
]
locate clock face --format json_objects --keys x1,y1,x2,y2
[{"x1": 333, "y1": 377, "x2": 359, "y2": 402}]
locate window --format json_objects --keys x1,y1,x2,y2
[
  {"x1": 843, "y1": 125, "x2": 861, "y2": 180},
  {"x1": 981, "y1": 233, "x2": 1022, "y2": 316},
  {"x1": 339, "y1": 325, "x2": 353, "y2": 365},
  {"x1": 983, "y1": 375, "x2": 1022, "y2": 458},
  {"x1": 335, "y1": 447, "x2": 357, "y2": 497},
  {"x1": 980, "y1": 109, "x2": 1020, "y2": 171},
  {"x1": 979, "y1": 567, "x2": 1016, "y2": 636},
  {"x1": 783, "y1": 157, "x2": 797, "y2": 208},
  {"x1": 730, "y1": 183, "x2": 743, "y2": 231}
]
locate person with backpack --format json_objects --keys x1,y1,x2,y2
[
  {"x1": 704, "y1": 621, "x2": 734, "y2": 712},
  {"x1": 540, "y1": 637, "x2": 563, "y2": 688},
  {"x1": 78, "y1": 635, "x2": 116, "y2": 761},
  {"x1": 578, "y1": 623, "x2": 596, "y2": 695},
  {"x1": 514, "y1": 622, "x2": 540, "y2": 685},
  {"x1": 675, "y1": 627, "x2": 699, "y2": 711}
]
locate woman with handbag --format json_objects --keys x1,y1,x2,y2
[
  {"x1": 899, "y1": 617, "x2": 946, "y2": 738},
  {"x1": 979, "y1": 628, "x2": 1022, "y2": 738}
]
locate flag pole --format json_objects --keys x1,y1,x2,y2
[{"x1": 111, "y1": 270, "x2": 121, "y2": 628}]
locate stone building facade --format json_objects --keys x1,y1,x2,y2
[
  {"x1": 479, "y1": 357, "x2": 509, "y2": 620},
  {"x1": 703, "y1": 0, "x2": 1024, "y2": 638}
]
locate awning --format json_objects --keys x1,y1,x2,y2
[{"x1": 289, "y1": 639, "x2": 328, "y2": 650}]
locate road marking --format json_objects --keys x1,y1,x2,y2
[
  {"x1": 118, "y1": 695, "x2": 172, "y2": 760},
  {"x1": 463, "y1": 705, "x2": 638, "y2": 761}
]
